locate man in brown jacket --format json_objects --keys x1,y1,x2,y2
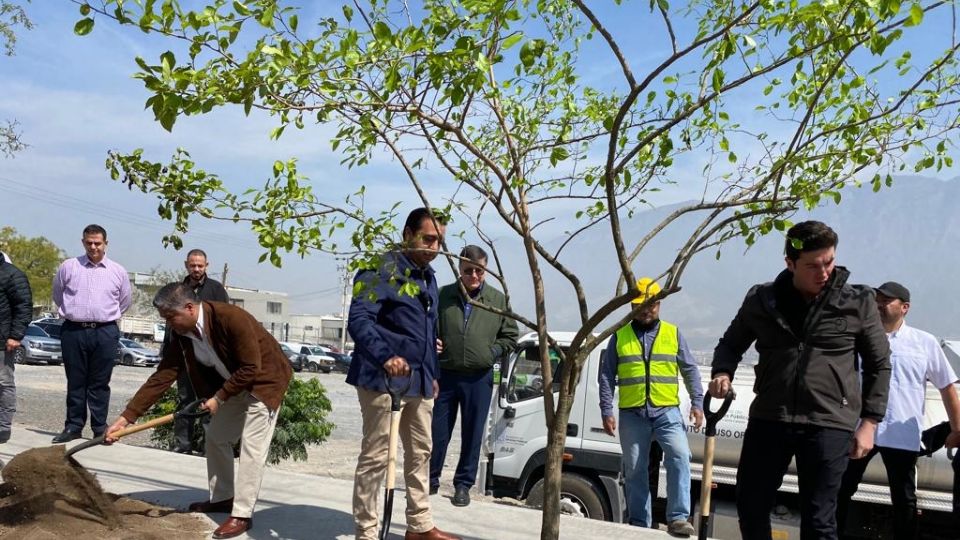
[{"x1": 105, "y1": 282, "x2": 292, "y2": 539}]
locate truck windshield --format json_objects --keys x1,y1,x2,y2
[{"x1": 506, "y1": 344, "x2": 566, "y2": 402}]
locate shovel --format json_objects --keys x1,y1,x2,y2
[
  {"x1": 697, "y1": 390, "x2": 735, "y2": 540},
  {"x1": 380, "y1": 372, "x2": 412, "y2": 540},
  {"x1": 65, "y1": 398, "x2": 208, "y2": 458}
]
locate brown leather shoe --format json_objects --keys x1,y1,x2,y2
[
  {"x1": 212, "y1": 516, "x2": 252, "y2": 539},
  {"x1": 404, "y1": 527, "x2": 461, "y2": 540},
  {"x1": 187, "y1": 497, "x2": 233, "y2": 513}
]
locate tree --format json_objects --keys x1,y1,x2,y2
[
  {"x1": 1, "y1": 1, "x2": 32, "y2": 158},
  {"x1": 74, "y1": 1, "x2": 960, "y2": 537},
  {"x1": 0, "y1": 226, "x2": 66, "y2": 306}
]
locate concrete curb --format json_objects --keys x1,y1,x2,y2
[{"x1": 1, "y1": 425, "x2": 677, "y2": 539}]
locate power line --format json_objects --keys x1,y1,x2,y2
[{"x1": 0, "y1": 175, "x2": 262, "y2": 250}]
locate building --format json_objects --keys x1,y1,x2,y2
[
  {"x1": 287, "y1": 313, "x2": 352, "y2": 351},
  {"x1": 226, "y1": 286, "x2": 289, "y2": 341}
]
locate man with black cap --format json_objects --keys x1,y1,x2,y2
[{"x1": 836, "y1": 281, "x2": 960, "y2": 539}]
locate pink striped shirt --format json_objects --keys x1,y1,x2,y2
[{"x1": 52, "y1": 255, "x2": 133, "y2": 323}]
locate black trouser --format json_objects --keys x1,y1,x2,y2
[
  {"x1": 736, "y1": 419, "x2": 852, "y2": 540},
  {"x1": 952, "y1": 450, "x2": 959, "y2": 529},
  {"x1": 60, "y1": 321, "x2": 119, "y2": 435},
  {"x1": 837, "y1": 445, "x2": 918, "y2": 540},
  {"x1": 173, "y1": 369, "x2": 202, "y2": 451}
]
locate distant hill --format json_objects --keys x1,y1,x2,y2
[{"x1": 521, "y1": 175, "x2": 960, "y2": 350}]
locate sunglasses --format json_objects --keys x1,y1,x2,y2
[{"x1": 461, "y1": 267, "x2": 485, "y2": 276}]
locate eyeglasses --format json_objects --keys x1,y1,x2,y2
[{"x1": 461, "y1": 267, "x2": 485, "y2": 276}]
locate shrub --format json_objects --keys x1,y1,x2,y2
[{"x1": 143, "y1": 377, "x2": 335, "y2": 464}]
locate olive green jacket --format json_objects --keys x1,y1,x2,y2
[{"x1": 437, "y1": 282, "x2": 519, "y2": 373}]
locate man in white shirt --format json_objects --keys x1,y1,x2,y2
[{"x1": 837, "y1": 282, "x2": 960, "y2": 539}]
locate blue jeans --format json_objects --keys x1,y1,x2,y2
[{"x1": 619, "y1": 406, "x2": 692, "y2": 526}]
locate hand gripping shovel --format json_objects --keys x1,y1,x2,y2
[
  {"x1": 697, "y1": 391, "x2": 735, "y2": 540},
  {"x1": 65, "y1": 398, "x2": 209, "y2": 458},
  {"x1": 380, "y1": 372, "x2": 412, "y2": 540}
]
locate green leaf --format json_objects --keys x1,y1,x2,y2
[
  {"x1": 549, "y1": 147, "x2": 570, "y2": 166},
  {"x1": 374, "y1": 21, "x2": 392, "y2": 41},
  {"x1": 74, "y1": 18, "x2": 95, "y2": 36},
  {"x1": 906, "y1": 3, "x2": 924, "y2": 26},
  {"x1": 502, "y1": 33, "x2": 523, "y2": 50}
]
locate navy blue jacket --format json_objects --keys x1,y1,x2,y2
[{"x1": 347, "y1": 251, "x2": 440, "y2": 397}]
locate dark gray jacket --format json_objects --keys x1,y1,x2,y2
[
  {"x1": 0, "y1": 259, "x2": 32, "y2": 342},
  {"x1": 712, "y1": 267, "x2": 891, "y2": 431}
]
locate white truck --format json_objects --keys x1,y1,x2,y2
[{"x1": 480, "y1": 332, "x2": 959, "y2": 539}]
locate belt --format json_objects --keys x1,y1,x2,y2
[{"x1": 66, "y1": 320, "x2": 116, "y2": 329}]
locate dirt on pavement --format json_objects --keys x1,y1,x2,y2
[{"x1": 0, "y1": 446, "x2": 209, "y2": 539}]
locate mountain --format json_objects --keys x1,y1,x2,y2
[{"x1": 521, "y1": 175, "x2": 960, "y2": 350}]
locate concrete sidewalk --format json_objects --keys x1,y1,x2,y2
[{"x1": 0, "y1": 425, "x2": 679, "y2": 540}]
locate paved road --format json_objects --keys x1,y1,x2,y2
[{"x1": 10, "y1": 363, "x2": 466, "y2": 489}]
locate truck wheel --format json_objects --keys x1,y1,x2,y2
[
  {"x1": 525, "y1": 473, "x2": 608, "y2": 520},
  {"x1": 306, "y1": 361, "x2": 319, "y2": 373}
]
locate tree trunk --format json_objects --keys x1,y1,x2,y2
[{"x1": 539, "y1": 383, "x2": 577, "y2": 540}]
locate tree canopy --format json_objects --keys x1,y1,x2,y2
[
  {"x1": 0, "y1": 226, "x2": 66, "y2": 305},
  {"x1": 74, "y1": 0, "x2": 960, "y2": 536},
  {"x1": 1, "y1": 1, "x2": 32, "y2": 157}
]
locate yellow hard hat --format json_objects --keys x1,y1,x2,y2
[{"x1": 631, "y1": 277, "x2": 662, "y2": 304}]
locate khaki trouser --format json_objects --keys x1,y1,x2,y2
[
  {"x1": 205, "y1": 391, "x2": 279, "y2": 519},
  {"x1": 354, "y1": 386, "x2": 434, "y2": 540}
]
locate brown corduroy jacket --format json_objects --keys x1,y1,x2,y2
[{"x1": 122, "y1": 301, "x2": 292, "y2": 422}]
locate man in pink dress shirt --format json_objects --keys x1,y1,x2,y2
[{"x1": 51, "y1": 224, "x2": 132, "y2": 443}]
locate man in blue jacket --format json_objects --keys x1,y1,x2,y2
[{"x1": 347, "y1": 207, "x2": 460, "y2": 540}]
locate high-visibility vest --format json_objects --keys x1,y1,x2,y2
[{"x1": 616, "y1": 320, "x2": 680, "y2": 408}]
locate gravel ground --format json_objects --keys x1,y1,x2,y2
[{"x1": 9, "y1": 364, "x2": 479, "y2": 498}]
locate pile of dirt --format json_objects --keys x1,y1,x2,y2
[{"x1": 0, "y1": 446, "x2": 209, "y2": 539}]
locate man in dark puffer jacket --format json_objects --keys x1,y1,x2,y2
[
  {"x1": 709, "y1": 221, "x2": 891, "y2": 540},
  {"x1": 1, "y1": 254, "x2": 33, "y2": 444}
]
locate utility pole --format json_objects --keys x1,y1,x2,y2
[
  {"x1": 338, "y1": 260, "x2": 351, "y2": 351},
  {"x1": 221, "y1": 263, "x2": 229, "y2": 288}
]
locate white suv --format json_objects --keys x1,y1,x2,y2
[{"x1": 279, "y1": 342, "x2": 334, "y2": 373}]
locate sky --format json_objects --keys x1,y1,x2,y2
[{"x1": 2, "y1": 1, "x2": 958, "y2": 326}]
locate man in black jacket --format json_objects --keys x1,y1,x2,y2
[
  {"x1": 1, "y1": 255, "x2": 32, "y2": 444},
  {"x1": 172, "y1": 248, "x2": 230, "y2": 454},
  {"x1": 708, "y1": 220, "x2": 891, "y2": 540}
]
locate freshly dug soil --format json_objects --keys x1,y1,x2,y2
[
  {"x1": 0, "y1": 493, "x2": 210, "y2": 539},
  {"x1": 0, "y1": 446, "x2": 209, "y2": 539}
]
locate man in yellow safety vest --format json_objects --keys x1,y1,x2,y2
[{"x1": 599, "y1": 277, "x2": 704, "y2": 537}]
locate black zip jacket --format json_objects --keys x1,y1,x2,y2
[
  {"x1": 0, "y1": 259, "x2": 33, "y2": 342},
  {"x1": 711, "y1": 266, "x2": 891, "y2": 431}
]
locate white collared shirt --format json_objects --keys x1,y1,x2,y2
[
  {"x1": 179, "y1": 304, "x2": 232, "y2": 381},
  {"x1": 876, "y1": 322, "x2": 958, "y2": 451}
]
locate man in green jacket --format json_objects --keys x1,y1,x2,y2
[{"x1": 430, "y1": 245, "x2": 518, "y2": 506}]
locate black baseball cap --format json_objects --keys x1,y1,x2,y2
[{"x1": 875, "y1": 281, "x2": 910, "y2": 303}]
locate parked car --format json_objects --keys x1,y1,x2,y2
[
  {"x1": 115, "y1": 338, "x2": 160, "y2": 367},
  {"x1": 280, "y1": 342, "x2": 334, "y2": 373},
  {"x1": 279, "y1": 343, "x2": 305, "y2": 372},
  {"x1": 14, "y1": 324, "x2": 63, "y2": 365},
  {"x1": 329, "y1": 351, "x2": 352, "y2": 373},
  {"x1": 31, "y1": 319, "x2": 63, "y2": 339}
]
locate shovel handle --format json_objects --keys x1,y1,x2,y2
[
  {"x1": 702, "y1": 390, "x2": 735, "y2": 437},
  {"x1": 113, "y1": 412, "x2": 175, "y2": 438},
  {"x1": 114, "y1": 397, "x2": 207, "y2": 438}
]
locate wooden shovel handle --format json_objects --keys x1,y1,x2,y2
[{"x1": 113, "y1": 413, "x2": 175, "y2": 439}]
